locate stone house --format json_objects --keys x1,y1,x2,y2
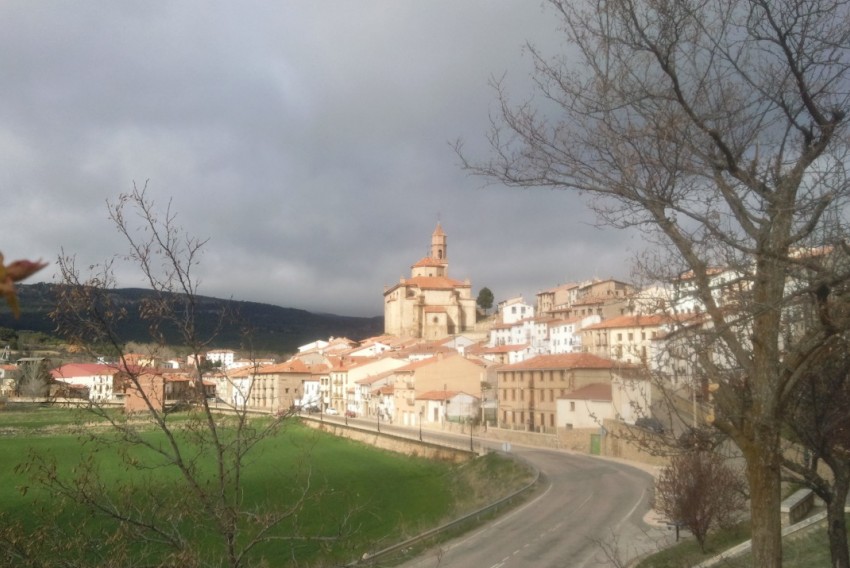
[{"x1": 496, "y1": 353, "x2": 632, "y2": 432}]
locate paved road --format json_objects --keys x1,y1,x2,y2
[
  {"x1": 397, "y1": 443, "x2": 668, "y2": 568},
  {"x1": 313, "y1": 417, "x2": 671, "y2": 567}
]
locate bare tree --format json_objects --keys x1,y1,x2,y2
[
  {"x1": 15, "y1": 358, "x2": 51, "y2": 399},
  {"x1": 458, "y1": 1, "x2": 850, "y2": 564},
  {"x1": 655, "y1": 450, "x2": 747, "y2": 552},
  {"x1": 782, "y1": 335, "x2": 850, "y2": 568},
  {"x1": 8, "y1": 185, "x2": 325, "y2": 567}
]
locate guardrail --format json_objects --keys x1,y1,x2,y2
[{"x1": 343, "y1": 448, "x2": 541, "y2": 566}]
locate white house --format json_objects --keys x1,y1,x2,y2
[
  {"x1": 417, "y1": 390, "x2": 480, "y2": 424},
  {"x1": 50, "y1": 363, "x2": 123, "y2": 402},
  {"x1": 206, "y1": 349, "x2": 236, "y2": 369},
  {"x1": 548, "y1": 315, "x2": 601, "y2": 354},
  {"x1": 299, "y1": 376, "x2": 322, "y2": 409},
  {"x1": 558, "y1": 383, "x2": 612, "y2": 429},
  {"x1": 498, "y1": 296, "x2": 535, "y2": 325},
  {"x1": 298, "y1": 339, "x2": 329, "y2": 353},
  {"x1": 0, "y1": 364, "x2": 18, "y2": 396},
  {"x1": 556, "y1": 376, "x2": 652, "y2": 429}
]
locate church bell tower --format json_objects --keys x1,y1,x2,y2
[{"x1": 431, "y1": 222, "x2": 447, "y2": 264}]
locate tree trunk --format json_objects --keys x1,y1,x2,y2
[
  {"x1": 745, "y1": 442, "x2": 783, "y2": 567},
  {"x1": 827, "y1": 472, "x2": 850, "y2": 568}
]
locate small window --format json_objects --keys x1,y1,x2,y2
[{"x1": 569, "y1": 401, "x2": 576, "y2": 411}]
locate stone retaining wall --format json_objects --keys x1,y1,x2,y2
[
  {"x1": 304, "y1": 420, "x2": 475, "y2": 463},
  {"x1": 477, "y1": 420, "x2": 668, "y2": 468}
]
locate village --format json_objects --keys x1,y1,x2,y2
[{"x1": 0, "y1": 223, "x2": 722, "y2": 456}]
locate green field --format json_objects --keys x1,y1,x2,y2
[{"x1": 0, "y1": 405, "x2": 531, "y2": 567}]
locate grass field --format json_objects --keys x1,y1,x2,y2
[
  {"x1": 637, "y1": 516, "x2": 850, "y2": 567},
  {"x1": 0, "y1": 404, "x2": 532, "y2": 566}
]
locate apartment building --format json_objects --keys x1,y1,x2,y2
[
  {"x1": 580, "y1": 314, "x2": 667, "y2": 365},
  {"x1": 496, "y1": 353, "x2": 626, "y2": 432}
]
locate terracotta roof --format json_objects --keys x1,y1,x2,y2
[
  {"x1": 500, "y1": 353, "x2": 619, "y2": 371},
  {"x1": 537, "y1": 282, "x2": 580, "y2": 294},
  {"x1": 355, "y1": 370, "x2": 395, "y2": 385},
  {"x1": 253, "y1": 359, "x2": 316, "y2": 374},
  {"x1": 412, "y1": 257, "x2": 446, "y2": 268},
  {"x1": 479, "y1": 344, "x2": 528, "y2": 354},
  {"x1": 563, "y1": 383, "x2": 612, "y2": 401},
  {"x1": 549, "y1": 316, "x2": 584, "y2": 326},
  {"x1": 50, "y1": 363, "x2": 122, "y2": 379},
  {"x1": 417, "y1": 390, "x2": 478, "y2": 401},
  {"x1": 400, "y1": 276, "x2": 470, "y2": 289},
  {"x1": 417, "y1": 390, "x2": 460, "y2": 401},
  {"x1": 395, "y1": 342, "x2": 455, "y2": 357},
  {"x1": 582, "y1": 314, "x2": 668, "y2": 330}
]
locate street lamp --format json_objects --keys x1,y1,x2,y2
[{"x1": 419, "y1": 406, "x2": 423, "y2": 441}]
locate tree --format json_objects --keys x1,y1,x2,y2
[
  {"x1": 782, "y1": 335, "x2": 850, "y2": 568},
  {"x1": 476, "y1": 286, "x2": 494, "y2": 314},
  {"x1": 655, "y1": 450, "x2": 747, "y2": 552},
  {"x1": 458, "y1": 1, "x2": 850, "y2": 565},
  {"x1": 15, "y1": 358, "x2": 50, "y2": 399},
  {"x1": 11, "y1": 185, "x2": 322, "y2": 567}
]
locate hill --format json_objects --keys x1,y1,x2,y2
[{"x1": 0, "y1": 283, "x2": 384, "y2": 354}]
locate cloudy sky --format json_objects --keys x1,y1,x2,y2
[{"x1": 1, "y1": 2, "x2": 640, "y2": 317}]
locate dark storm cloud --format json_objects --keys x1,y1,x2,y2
[{"x1": 0, "y1": 1, "x2": 637, "y2": 317}]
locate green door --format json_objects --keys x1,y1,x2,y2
[{"x1": 590, "y1": 433, "x2": 601, "y2": 455}]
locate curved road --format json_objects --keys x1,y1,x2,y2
[
  {"x1": 315, "y1": 417, "x2": 670, "y2": 567},
  {"x1": 394, "y1": 444, "x2": 664, "y2": 568}
]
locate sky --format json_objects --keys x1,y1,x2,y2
[{"x1": 0, "y1": 2, "x2": 641, "y2": 317}]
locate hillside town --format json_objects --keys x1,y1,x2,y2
[{"x1": 0, "y1": 223, "x2": 728, "y2": 450}]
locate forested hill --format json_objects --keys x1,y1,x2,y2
[{"x1": 0, "y1": 283, "x2": 384, "y2": 354}]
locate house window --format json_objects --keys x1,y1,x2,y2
[{"x1": 570, "y1": 401, "x2": 575, "y2": 411}]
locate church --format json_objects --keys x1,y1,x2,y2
[{"x1": 383, "y1": 223, "x2": 477, "y2": 339}]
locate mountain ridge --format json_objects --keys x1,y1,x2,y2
[{"x1": 0, "y1": 283, "x2": 384, "y2": 355}]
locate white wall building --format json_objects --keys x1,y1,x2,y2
[
  {"x1": 206, "y1": 349, "x2": 236, "y2": 369},
  {"x1": 498, "y1": 296, "x2": 535, "y2": 325},
  {"x1": 549, "y1": 315, "x2": 601, "y2": 354},
  {"x1": 50, "y1": 363, "x2": 122, "y2": 402}
]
